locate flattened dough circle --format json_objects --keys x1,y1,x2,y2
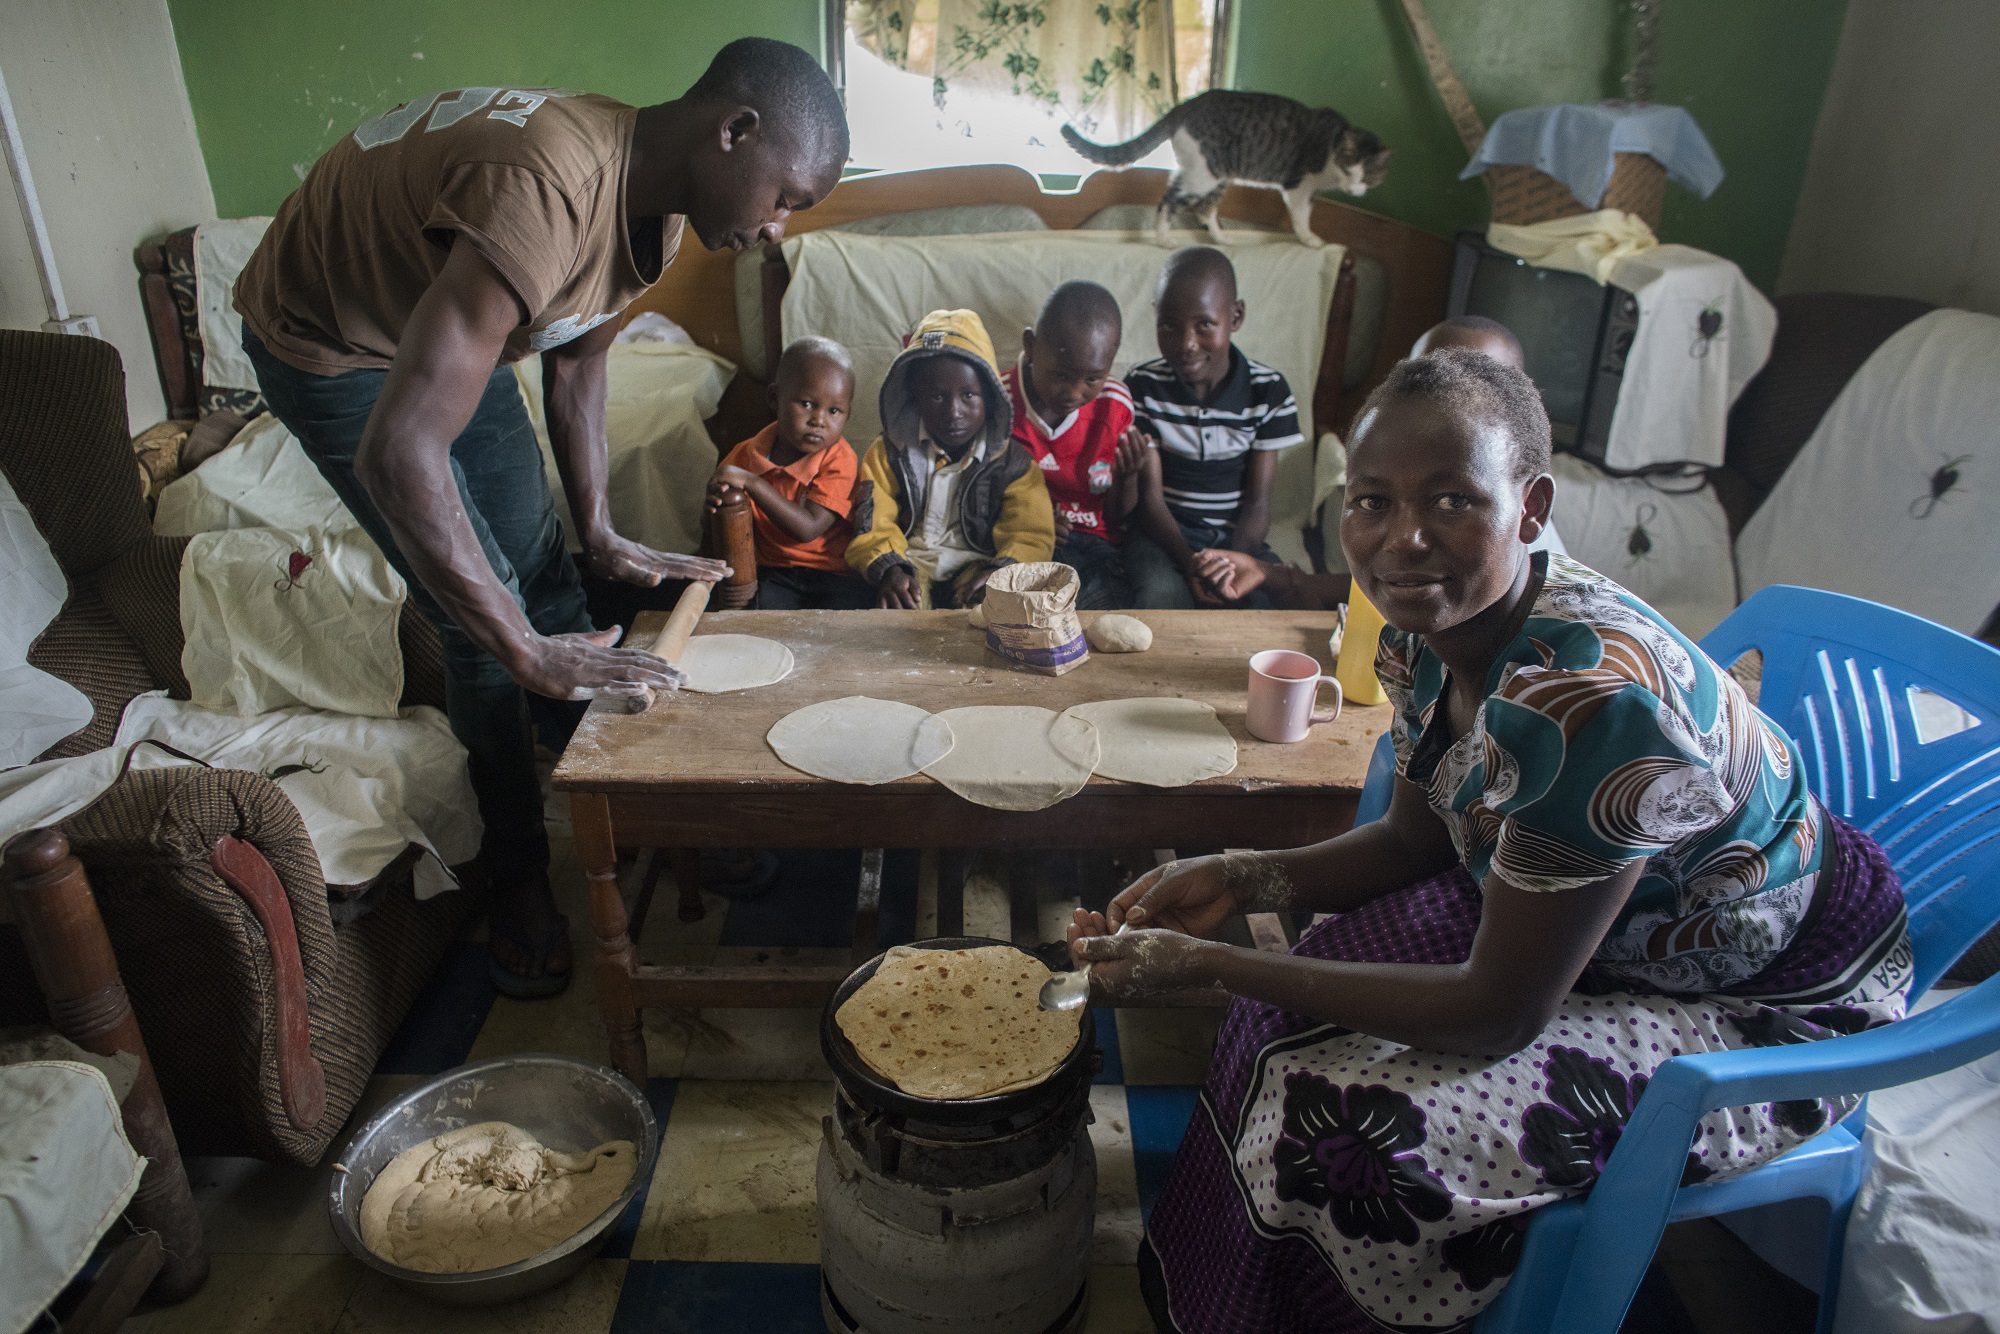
[
  {"x1": 767, "y1": 696, "x2": 954, "y2": 784},
  {"x1": 1063, "y1": 697, "x2": 1238, "y2": 787},
  {"x1": 676, "y1": 634, "x2": 794, "y2": 694},
  {"x1": 921, "y1": 705, "x2": 1100, "y2": 811}
]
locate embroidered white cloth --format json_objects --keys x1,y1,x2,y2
[
  {"x1": 0, "y1": 693, "x2": 478, "y2": 896},
  {"x1": 194, "y1": 217, "x2": 274, "y2": 393},
  {"x1": 1737, "y1": 309, "x2": 2000, "y2": 636},
  {"x1": 779, "y1": 228, "x2": 1348, "y2": 567},
  {"x1": 1600, "y1": 244, "x2": 1777, "y2": 471},
  {"x1": 1548, "y1": 455, "x2": 1735, "y2": 638},
  {"x1": 513, "y1": 340, "x2": 735, "y2": 557},
  {"x1": 153, "y1": 412, "x2": 356, "y2": 538},
  {"x1": 0, "y1": 468, "x2": 94, "y2": 768},
  {"x1": 180, "y1": 526, "x2": 406, "y2": 718},
  {"x1": 0, "y1": 1061, "x2": 143, "y2": 1334},
  {"x1": 1831, "y1": 986, "x2": 2000, "y2": 1334}
]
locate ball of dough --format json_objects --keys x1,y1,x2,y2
[
  {"x1": 967, "y1": 602, "x2": 988, "y2": 630},
  {"x1": 1087, "y1": 614, "x2": 1152, "y2": 653}
]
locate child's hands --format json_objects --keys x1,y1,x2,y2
[
  {"x1": 876, "y1": 565, "x2": 921, "y2": 609},
  {"x1": 1192, "y1": 548, "x2": 1269, "y2": 602},
  {"x1": 961, "y1": 567, "x2": 994, "y2": 605},
  {"x1": 714, "y1": 465, "x2": 758, "y2": 491},
  {"x1": 1052, "y1": 513, "x2": 1073, "y2": 542},
  {"x1": 1113, "y1": 426, "x2": 1151, "y2": 478},
  {"x1": 704, "y1": 475, "x2": 744, "y2": 515}
]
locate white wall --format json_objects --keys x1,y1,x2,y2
[
  {"x1": 0, "y1": 0, "x2": 217, "y2": 428},
  {"x1": 1778, "y1": 0, "x2": 2000, "y2": 314}
]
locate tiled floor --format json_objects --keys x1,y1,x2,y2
[{"x1": 123, "y1": 778, "x2": 1813, "y2": 1334}]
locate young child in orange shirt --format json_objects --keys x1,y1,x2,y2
[{"x1": 707, "y1": 337, "x2": 874, "y2": 609}]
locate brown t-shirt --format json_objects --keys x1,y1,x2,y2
[{"x1": 236, "y1": 88, "x2": 682, "y2": 375}]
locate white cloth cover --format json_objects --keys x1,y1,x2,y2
[
  {"x1": 180, "y1": 527, "x2": 406, "y2": 718},
  {"x1": 153, "y1": 413, "x2": 356, "y2": 538},
  {"x1": 1487, "y1": 209, "x2": 1659, "y2": 286},
  {"x1": 193, "y1": 217, "x2": 274, "y2": 393},
  {"x1": 779, "y1": 228, "x2": 1348, "y2": 567},
  {"x1": 1738, "y1": 309, "x2": 2000, "y2": 636},
  {"x1": 513, "y1": 340, "x2": 735, "y2": 556},
  {"x1": 0, "y1": 470, "x2": 93, "y2": 768},
  {"x1": 1828, "y1": 986, "x2": 2000, "y2": 1332},
  {"x1": 1548, "y1": 454, "x2": 1736, "y2": 638},
  {"x1": 0, "y1": 694, "x2": 479, "y2": 896},
  {"x1": 1600, "y1": 244, "x2": 1776, "y2": 471},
  {"x1": 0, "y1": 1061, "x2": 143, "y2": 1334}
]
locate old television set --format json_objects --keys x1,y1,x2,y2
[{"x1": 1448, "y1": 230, "x2": 1640, "y2": 462}]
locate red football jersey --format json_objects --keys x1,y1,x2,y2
[{"x1": 1002, "y1": 365, "x2": 1135, "y2": 542}]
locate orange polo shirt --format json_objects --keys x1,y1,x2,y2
[{"x1": 718, "y1": 424, "x2": 859, "y2": 573}]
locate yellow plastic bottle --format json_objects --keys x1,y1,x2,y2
[{"x1": 1334, "y1": 584, "x2": 1389, "y2": 707}]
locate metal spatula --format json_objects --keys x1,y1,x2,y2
[{"x1": 1038, "y1": 921, "x2": 1131, "y2": 1012}]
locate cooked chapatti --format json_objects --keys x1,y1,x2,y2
[{"x1": 835, "y1": 945, "x2": 1081, "y2": 1100}]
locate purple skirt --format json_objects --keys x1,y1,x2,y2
[{"x1": 1144, "y1": 815, "x2": 1911, "y2": 1333}]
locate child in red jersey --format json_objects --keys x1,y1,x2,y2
[{"x1": 1001, "y1": 281, "x2": 1149, "y2": 609}]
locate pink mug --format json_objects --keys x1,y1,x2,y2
[{"x1": 1246, "y1": 649, "x2": 1343, "y2": 743}]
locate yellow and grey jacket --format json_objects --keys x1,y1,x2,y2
[{"x1": 845, "y1": 309, "x2": 1055, "y2": 589}]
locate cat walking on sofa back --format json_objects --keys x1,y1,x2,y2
[{"x1": 1062, "y1": 90, "x2": 1392, "y2": 250}]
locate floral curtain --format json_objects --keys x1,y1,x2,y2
[{"x1": 851, "y1": 0, "x2": 1179, "y2": 142}]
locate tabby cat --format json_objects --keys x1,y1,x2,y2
[{"x1": 1062, "y1": 90, "x2": 1393, "y2": 248}]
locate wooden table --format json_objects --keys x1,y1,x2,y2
[{"x1": 554, "y1": 608, "x2": 1389, "y2": 1084}]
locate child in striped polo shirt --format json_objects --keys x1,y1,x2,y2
[{"x1": 1124, "y1": 246, "x2": 1303, "y2": 608}]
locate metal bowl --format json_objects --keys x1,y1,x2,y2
[{"x1": 326, "y1": 1053, "x2": 658, "y2": 1307}]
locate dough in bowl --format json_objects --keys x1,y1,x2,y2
[
  {"x1": 920, "y1": 705, "x2": 1100, "y2": 811},
  {"x1": 675, "y1": 634, "x2": 794, "y2": 693},
  {"x1": 359, "y1": 1121, "x2": 636, "y2": 1273},
  {"x1": 836, "y1": 945, "x2": 1080, "y2": 1099},
  {"x1": 768, "y1": 696, "x2": 954, "y2": 784},
  {"x1": 1063, "y1": 697, "x2": 1237, "y2": 786}
]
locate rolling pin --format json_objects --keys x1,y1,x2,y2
[{"x1": 613, "y1": 579, "x2": 713, "y2": 714}]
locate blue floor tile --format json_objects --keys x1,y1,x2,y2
[
  {"x1": 718, "y1": 849, "x2": 919, "y2": 952},
  {"x1": 1092, "y1": 1009, "x2": 1124, "y2": 1084},
  {"x1": 1126, "y1": 1084, "x2": 1202, "y2": 1223},
  {"x1": 601, "y1": 1078, "x2": 679, "y2": 1260},
  {"x1": 612, "y1": 1260, "x2": 825, "y2": 1333},
  {"x1": 372, "y1": 940, "x2": 497, "y2": 1075}
]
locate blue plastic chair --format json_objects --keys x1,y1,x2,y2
[{"x1": 1347, "y1": 586, "x2": 2000, "y2": 1333}]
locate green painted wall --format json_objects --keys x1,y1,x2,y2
[
  {"x1": 1232, "y1": 0, "x2": 1848, "y2": 291},
  {"x1": 169, "y1": 0, "x2": 821, "y2": 220},
  {"x1": 171, "y1": 0, "x2": 1841, "y2": 290}
]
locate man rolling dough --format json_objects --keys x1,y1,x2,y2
[{"x1": 234, "y1": 39, "x2": 849, "y2": 996}]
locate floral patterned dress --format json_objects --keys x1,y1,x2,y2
[{"x1": 1143, "y1": 555, "x2": 1912, "y2": 1333}]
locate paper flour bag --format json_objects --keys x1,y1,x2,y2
[{"x1": 981, "y1": 562, "x2": 1089, "y2": 675}]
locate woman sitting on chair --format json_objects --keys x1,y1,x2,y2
[{"x1": 1070, "y1": 349, "x2": 1913, "y2": 1334}]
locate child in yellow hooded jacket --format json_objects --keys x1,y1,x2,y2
[{"x1": 846, "y1": 309, "x2": 1056, "y2": 608}]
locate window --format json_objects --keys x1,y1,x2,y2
[{"x1": 832, "y1": 0, "x2": 1232, "y2": 180}]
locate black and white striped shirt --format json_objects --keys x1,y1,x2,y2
[{"x1": 1126, "y1": 347, "x2": 1303, "y2": 540}]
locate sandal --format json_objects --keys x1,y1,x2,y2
[{"x1": 488, "y1": 913, "x2": 574, "y2": 999}]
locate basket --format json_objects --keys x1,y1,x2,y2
[{"x1": 1485, "y1": 152, "x2": 1667, "y2": 230}]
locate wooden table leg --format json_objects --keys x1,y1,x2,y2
[
  {"x1": 3, "y1": 828, "x2": 209, "y2": 1305},
  {"x1": 570, "y1": 793, "x2": 649, "y2": 1085},
  {"x1": 852, "y1": 849, "x2": 884, "y2": 964}
]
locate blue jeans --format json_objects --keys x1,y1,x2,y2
[
  {"x1": 1054, "y1": 531, "x2": 1134, "y2": 610},
  {"x1": 245, "y1": 331, "x2": 591, "y2": 878},
  {"x1": 1124, "y1": 520, "x2": 1277, "y2": 610}
]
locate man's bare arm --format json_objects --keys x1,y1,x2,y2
[
  {"x1": 542, "y1": 324, "x2": 730, "y2": 586},
  {"x1": 351, "y1": 239, "x2": 683, "y2": 700}
]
